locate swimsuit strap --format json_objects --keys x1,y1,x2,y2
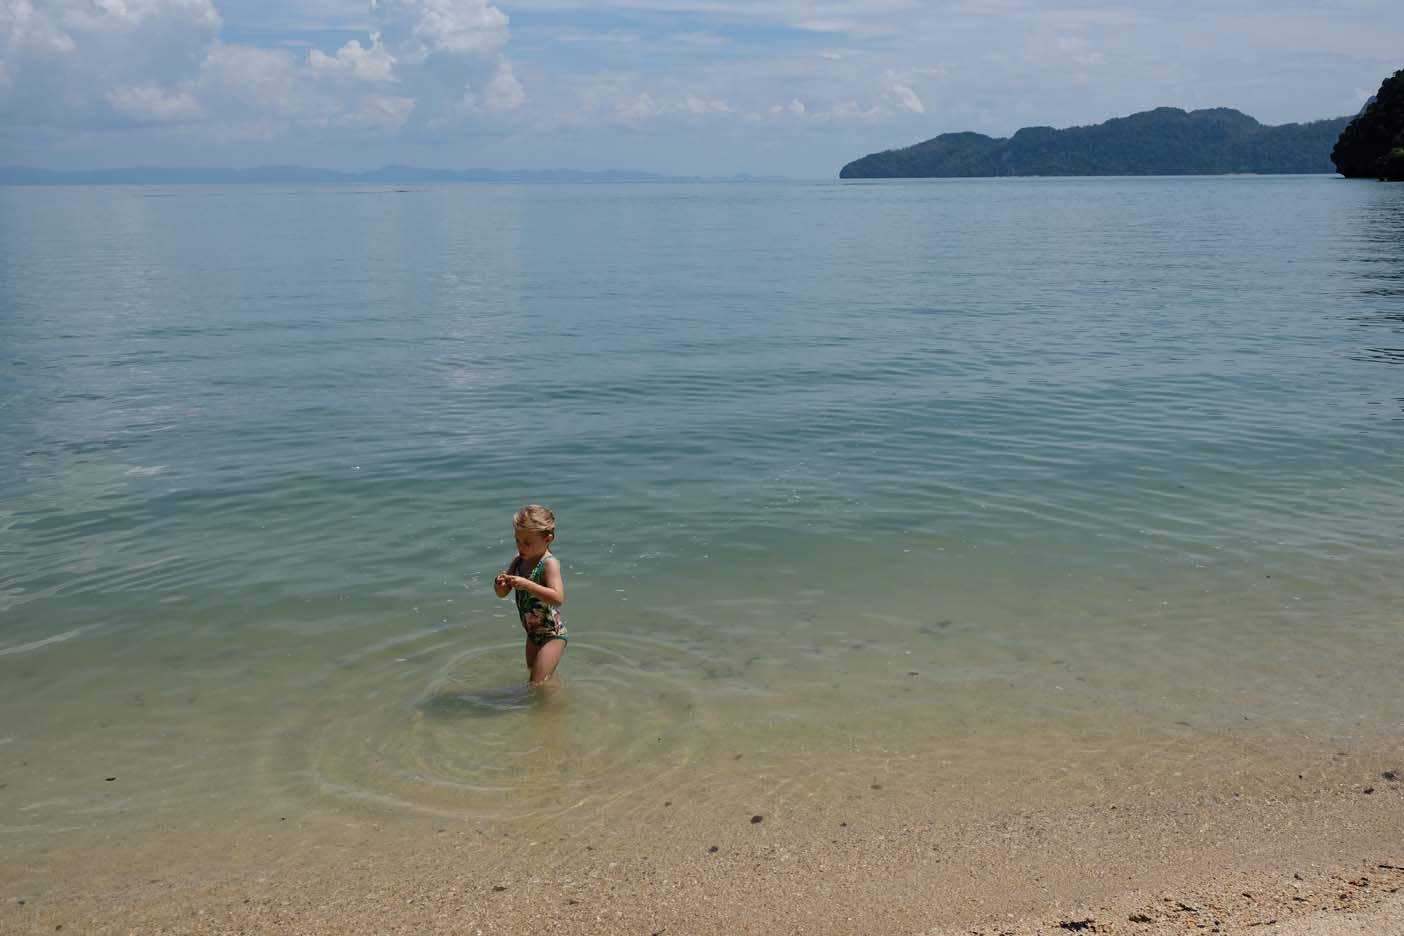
[{"x1": 514, "y1": 554, "x2": 550, "y2": 582}]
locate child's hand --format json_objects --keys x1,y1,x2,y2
[
  {"x1": 498, "y1": 574, "x2": 526, "y2": 590},
  {"x1": 495, "y1": 573, "x2": 510, "y2": 589}
]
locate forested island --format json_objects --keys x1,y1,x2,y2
[
  {"x1": 1332, "y1": 69, "x2": 1404, "y2": 181},
  {"x1": 839, "y1": 107, "x2": 1351, "y2": 179}
]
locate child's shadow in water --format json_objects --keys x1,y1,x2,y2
[{"x1": 417, "y1": 684, "x2": 538, "y2": 719}]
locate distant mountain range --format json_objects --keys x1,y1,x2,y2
[
  {"x1": 839, "y1": 107, "x2": 1353, "y2": 179},
  {"x1": 0, "y1": 165, "x2": 681, "y2": 185}
]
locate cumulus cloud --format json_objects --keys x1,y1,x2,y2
[
  {"x1": 485, "y1": 60, "x2": 525, "y2": 110},
  {"x1": 883, "y1": 70, "x2": 924, "y2": 114},
  {"x1": 888, "y1": 83, "x2": 924, "y2": 113},
  {"x1": 683, "y1": 93, "x2": 727, "y2": 114},
  {"x1": 325, "y1": 93, "x2": 416, "y2": 130},
  {"x1": 541, "y1": 78, "x2": 739, "y2": 128},
  {"x1": 308, "y1": 39, "x2": 397, "y2": 82},
  {"x1": 198, "y1": 44, "x2": 302, "y2": 116},
  {"x1": 0, "y1": 0, "x2": 519, "y2": 143},
  {"x1": 1, "y1": 0, "x2": 222, "y2": 126},
  {"x1": 551, "y1": 73, "x2": 729, "y2": 128},
  {"x1": 363, "y1": 0, "x2": 520, "y2": 131},
  {"x1": 371, "y1": 0, "x2": 509, "y2": 64}
]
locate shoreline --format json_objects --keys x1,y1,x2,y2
[{"x1": 12, "y1": 766, "x2": 1402, "y2": 935}]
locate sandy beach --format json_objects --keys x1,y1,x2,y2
[{"x1": 9, "y1": 755, "x2": 1400, "y2": 936}]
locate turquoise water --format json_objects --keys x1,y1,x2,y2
[{"x1": 2, "y1": 178, "x2": 1403, "y2": 882}]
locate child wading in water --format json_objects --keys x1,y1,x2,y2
[{"x1": 494, "y1": 505, "x2": 567, "y2": 685}]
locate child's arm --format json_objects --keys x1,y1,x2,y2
[
  {"x1": 493, "y1": 558, "x2": 516, "y2": 598},
  {"x1": 501, "y1": 557, "x2": 565, "y2": 606}
]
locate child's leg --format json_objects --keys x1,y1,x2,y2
[{"x1": 528, "y1": 638, "x2": 566, "y2": 686}]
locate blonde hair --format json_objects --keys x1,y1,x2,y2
[{"x1": 513, "y1": 504, "x2": 556, "y2": 535}]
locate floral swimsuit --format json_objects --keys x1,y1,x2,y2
[{"x1": 510, "y1": 553, "x2": 567, "y2": 647}]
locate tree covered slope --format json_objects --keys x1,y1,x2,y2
[
  {"x1": 840, "y1": 107, "x2": 1352, "y2": 178},
  {"x1": 1332, "y1": 70, "x2": 1404, "y2": 181}
]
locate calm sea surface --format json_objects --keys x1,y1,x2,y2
[{"x1": 1, "y1": 177, "x2": 1402, "y2": 885}]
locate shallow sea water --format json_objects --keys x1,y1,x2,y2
[{"x1": 1, "y1": 177, "x2": 1402, "y2": 890}]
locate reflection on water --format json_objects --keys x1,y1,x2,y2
[
  {"x1": 1346, "y1": 182, "x2": 1404, "y2": 305},
  {"x1": 1356, "y1": 346, "x2": 1404, "y2": 364},
  {"x1": 1343, "y1": 186, "x2": 1404, "y2": 418}
]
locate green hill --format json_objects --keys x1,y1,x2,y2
[
  {"x1": 1332, "y1": 70, "x2": 1404, "y2": 181},
  {"x1": 839, "y1": 107, "x2": 1352, "y2": 179}
]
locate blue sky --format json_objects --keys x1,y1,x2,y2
[{"x1": 2, "y1": 0, "x2": 1399, "y2": 177}]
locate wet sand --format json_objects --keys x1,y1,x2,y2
[{"x1": 9, "y1": 762, "x2": 1401, "y2": 935}]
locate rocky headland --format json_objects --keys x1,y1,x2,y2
[{"x1": 1332, "y1": 69, "x2": 1404, "y2": 181}]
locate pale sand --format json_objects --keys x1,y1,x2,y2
[{"x1": 8, "y1": 767, "x2": 1401, "y2": 935}]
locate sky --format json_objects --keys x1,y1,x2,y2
[{"x1": 1, "y1": 0, "x2": 1400, "y2": 178}]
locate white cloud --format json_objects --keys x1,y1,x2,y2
[
  {"x1": 889, "y1": 82, "x2": 923, "y2": 113},
  {"x1": 0, "y1": 0, "x2": 221, "y2": 124},
  {"x1": 194, "y1": 40, "x2": 412, "y2": 134},
  {"x1": 3, "y1": 1, "x2": 77, "y2": 56},
  {"x1": 541, "y1": 78, "x2": 738, "y2": 128},
  {"x1": 616, "y1": 91, "x2": 660, "y2": 120},
  {"x1": 883, "y1": 71, "x2": 924, "y2": 114},
  {"x1": 361, "y1": 0, "x2": 519, "y2": 131},
  {"x1": 485, "y1": 60, "x2": 525, "y2": 110},
  {"x1": 0, "y1": 0, "x2": 525, "y2": 142},
  {"x1": 198, "y1": 43, "x2": 303, "y2": 116},
  {"x1": 322, "y1": 92, "x2": 416, "y2": 129},
  {"x1": 107, "y1": 83, "x2": 202, "y2": 121},
  {"x1": 683, "y1": 93, "x2": 727, "y2": 114},
  {"x1": 308, "y1": 39, "x2": 397, "y2": 81},
  {"x1": 6, "y1": 0, "x2": 1401, "y2": 176},
  {"x1": 371, "y1": 0, "x2": 510, "y2": 64},
  {"x1": 804, "y1": 99, "x2": 885, "y2": 124},
  {"x1": 69, "y1": 0, "x2": 221, "y2": 29}
]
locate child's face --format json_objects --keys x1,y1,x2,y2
[{"x1": 514, "y1": 527, "x2": 553, "y2": 558}]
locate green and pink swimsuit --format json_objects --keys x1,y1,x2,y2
[{"x1": 510, "y1": 554, "x2": 567, "y2": 646}]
